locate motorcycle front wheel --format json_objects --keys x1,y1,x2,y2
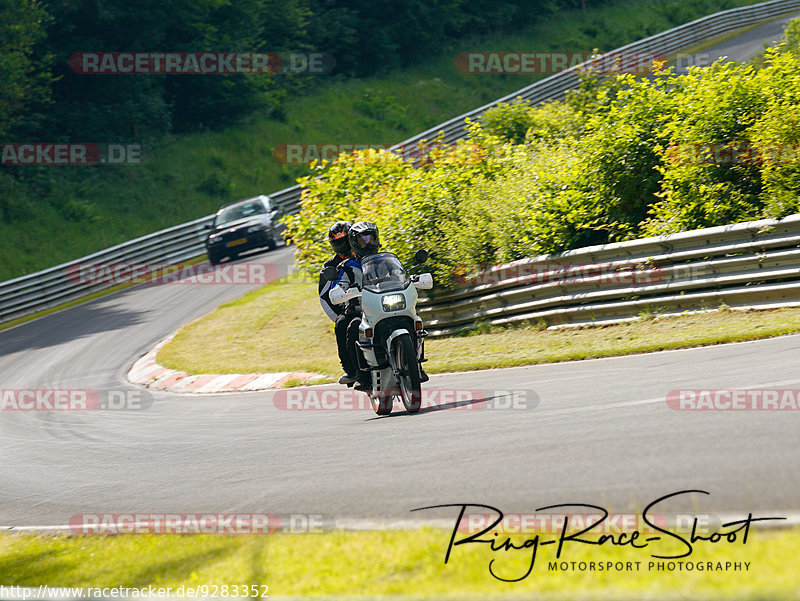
[{"x1": 394, "y1": 335, "x2": 422, "y2": 413}]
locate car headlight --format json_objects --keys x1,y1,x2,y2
[
  {"x1": 248, "y1": 225, "x2": 266, "y2": 233},
  {"x1": 381, "y1": 294, "x2": 406, "y2": 312},
  {"x1": 209, "y1": 235, "x2": 224, "y2": 244}
]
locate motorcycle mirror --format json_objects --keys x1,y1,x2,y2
[
  {"x1": 414, "y1": 249, "x2": 429, "y2": 265},
  {"x1": 322, "y1": 266, "x2": 338, "y2": 282}
]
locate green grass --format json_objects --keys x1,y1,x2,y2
[
  {"x1": 0, "y1": 0, "x2": 770, "y2": 282},
  {"x1": 1, "y1": 527, "x2": 798, "y2": 598},
  {"x1": 159, "y1": 275, "x2": 339, "y2": 375},
  {"x1": 157, "y1": 276, "x2": 800, "y2": 378}
]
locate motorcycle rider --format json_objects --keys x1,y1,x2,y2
[
  {"x1": 331, "y1": 220, "x2": 382, "y2": 391},
  {"x1": 319, "y1": 221, "x2": 363, "y2": 385}
]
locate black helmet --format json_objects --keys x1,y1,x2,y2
[
  {"x1": 349, "y1": 221, "x2": 380, "y2": 258},
  {"x1": 328, "y1": 221, "x2": 352, "y2": 257}
]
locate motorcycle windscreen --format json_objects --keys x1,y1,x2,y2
[{"x1": 360, "y1": 253, "x2": 411, "y2": 293}]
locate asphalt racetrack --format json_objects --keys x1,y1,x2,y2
[{"x1": 2, "y1": 13, "x2": 800, "y2": 529}]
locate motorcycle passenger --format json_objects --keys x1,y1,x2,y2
[
  {"x1": 319, "y1": 221, "x2": 351, "y2": 322},
  {"x1": 332, "y1": 220, "x2": 382, "y2": 391},
  {"x1": 319, "y1": 221, "x2": 362, "y2": 385}
]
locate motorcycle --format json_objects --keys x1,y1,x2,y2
[{"x1": 324, "y1": 249, "x2": 433, "y2": 415}]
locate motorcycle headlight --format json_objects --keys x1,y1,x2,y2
[
  {"x1": 382, "y1": 294, "x2": 406, "y2": 312},
  {"x1": 247, "y1": 225, "x2": 266, "y2": 233}
]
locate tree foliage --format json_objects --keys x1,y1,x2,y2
[
  {"x1": 1, "y1": 0, "x2": 588, "y2": 142},
  {"x1": 0, "y1": 0, "x2": 53, "y2": 138}
]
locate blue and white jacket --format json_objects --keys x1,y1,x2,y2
[{"x1": 318, "y1": 256, "x2": 363, "y2": 321}]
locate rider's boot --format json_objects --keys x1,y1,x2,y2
[
  {"x1": 338, "y1": 372, "x2": 357, "y2": 385},
  {"x1": 354, "y1": 370, "x2": 372, "y2": 392},
  {"x1": 419, "y1": 365, "x2": 429, "y2": 383}
]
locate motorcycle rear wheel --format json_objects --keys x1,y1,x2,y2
[{"x1": 371, "y1": 392, "x2": 393, "y2": 416}]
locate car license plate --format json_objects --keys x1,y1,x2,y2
[{"x1": 226, "y1": 238, "x2": 247, "y2": 248}]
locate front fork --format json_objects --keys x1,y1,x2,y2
[
  {"x1": 379, "y1": 331, "x2": 421, "y2": 392},
  {"x1": 357, "y1": 327, "x2": 428, "y2": 390}
]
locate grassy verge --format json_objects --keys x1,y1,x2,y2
[
  {"x1": 157, "y1": 277, "x2": 800, "y2": 378},
  {"x1": 158, "y1": 276, "x2": 339, "y2": 375},
  {"x1": 0, "y1": 0, "x2": 769, "y2": 282},
  {"x1": 1, "y1": 527, "x2": 797, "y2": 598}
]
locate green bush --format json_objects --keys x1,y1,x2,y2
[
  {"x1": 749, "y1": 49, "x2": 800, "y2": 219},
  {"x1": 641, "y1": 61, "x2": 768, "y2": 235},
  {"x1": 284, "y1": 19, "x2": 800, "y2": 288}
]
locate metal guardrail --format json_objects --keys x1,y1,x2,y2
[
  {"x1": 2, "y1": 0, "x2": 800, "y2": 324},
  {"x1": 0, "y1": 215, "x2": 214, "y2": 323},
  {"x1": 417, "y1": 214, "x2": 800, "y2": 336}
]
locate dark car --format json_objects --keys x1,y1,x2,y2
[{"x1": 204, "y1": 196, "x2": 283, "y2": 264}]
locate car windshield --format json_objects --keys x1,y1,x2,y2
[
  {"x1": 361, "y1": 253, "x2": 410, "y2": 293},
  {"x1": 215, "y1": 200, "x2": 267, "y2": 226}
]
